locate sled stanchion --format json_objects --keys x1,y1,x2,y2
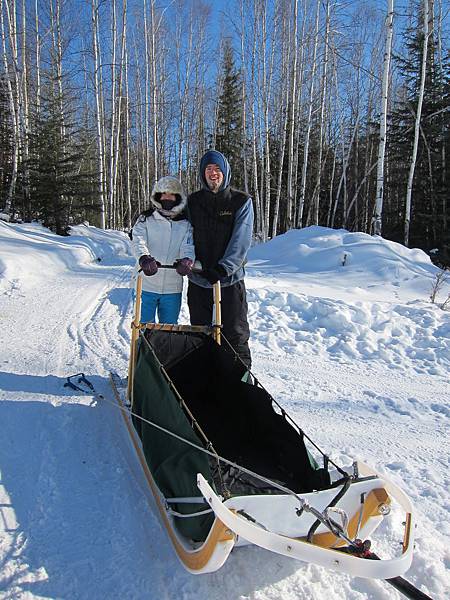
[
  {"x1": 213, "y1": 281, "x2": 221, "y2": 345},
  {"x1": 128, "y1": 274, "x2": 143, "y2": 404}
]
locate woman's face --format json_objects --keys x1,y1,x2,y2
[{"x1": 160, "y1": 192, "x2": 176, "y2": 202}]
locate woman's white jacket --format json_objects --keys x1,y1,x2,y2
[{"x1": 131, "y1": 210, "x2": 194, "y2": 294}]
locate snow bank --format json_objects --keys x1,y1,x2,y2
[
  {"x1": 249, "y1": 288, "x2": 450, "y2": 376},
  {"x1": 249, "y1": 226, "x2": 437, "y2": 275},
  {"x1": 69, "y1": 223, "x2": 131, "y2": 264},
  {"x1": 246, "y1": 227, "x2": 450, "y2": 377},
  {"x1": 0, "y1": 221, "x2": 133, "y2": 293},
  {"x1": 248, "y1": 227, "x2": 442, "y2": 304}
]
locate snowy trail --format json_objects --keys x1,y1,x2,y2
[
  {"x1": 0, "y1": 253, "x2": 145, "y2": 598},
  {"x1": 0, "y1": 223, "x2": 449, "y2": 599}
]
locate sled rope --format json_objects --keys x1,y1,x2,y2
[
  {"x1": 103, "y1": 387, "x2": 359, "y2": 549},
  {"x1": 167, "y1": 507, "x2": 214, "y2": 519}
]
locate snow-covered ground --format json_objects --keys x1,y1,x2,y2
[{"x1": 0, "y1": 221, "x2": 448, "y2": 600}]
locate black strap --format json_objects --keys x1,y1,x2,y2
[{"x1": 306, "y1": 476, "x2": 351, "y2": 542}]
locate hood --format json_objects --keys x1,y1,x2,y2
[
  {"x1": 150, "y1": 176, "x2": 187, "y2": 217},
  {"x1": 199, "y1": 150, "x2": 231, "y2": 191}
]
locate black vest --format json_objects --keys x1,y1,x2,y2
[{"x1": 188, "y1": 187, "x2": 249, "y2": 268}]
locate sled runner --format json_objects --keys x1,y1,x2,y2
[{"x1": 110, "y1": 272, "x2": 421, "y2": 591}]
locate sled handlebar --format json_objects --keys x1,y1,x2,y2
[
  {"x1": 138, "y1": 264, "x2": 203, "y2": 274},
  {"x1": 138, "y1": 264, "x2": 175, "y2": 273}
]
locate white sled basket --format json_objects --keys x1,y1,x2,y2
[{"x1": 197, "y1": 462, "x2": 415, "y2": 579}]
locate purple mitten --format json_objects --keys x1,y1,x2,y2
[
  {"x1": 175, "y1": 258, "x2": 194, "y2": 276},
  {"x1": 139, "y1": 255, "x2": 158, "y2": 276}
]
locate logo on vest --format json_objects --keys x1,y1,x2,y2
[{"x1": 219, "y1": 210, "x2": 232, "y2": 217}]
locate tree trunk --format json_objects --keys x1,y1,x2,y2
[
  {"x1": 91, "y1": 0, "x2": 106, "y2": 228},
  {"x1": 309, "y1": 0, "x2": 330, "y2": 226},
  {"x1": 297, "y1": 0, "x2": 320, "y2": 228},
  {"x1": 1, "y1": 0, "x2": 19, "y2": 214},
  {"x1": 404, "y1": 0, "x2": 429, "y2": 247},
  {"x1": 285, "y1": 0, "x2": 298, "y2": 231},
  {"x1": 373, "y1": 0, "x2": 394, "y2": 236}
]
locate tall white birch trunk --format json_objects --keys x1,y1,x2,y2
[
  {"x1": 292, "y1": 4, "x2": 307, "y2": 229},
  {"x1": 20, "y1": 0, "x2": 29, "y2": 210},
  {"x1": 297, "y1": 0, "x2": 320, "y2": 228},
  {"x1": 108, "y1": 0, "x2": 118, "y2": 227},
  {"x1": 404, "y1": 0, "x2": 429, "y2": 247},
  {"x1": 91, "y1": 0, "x2": 106, "y2": 228},
  {"x1": 34, "y1": 0, "x2": 41, "y2": 115},
  {"x1": 373, "y1": 0, "x2": 394, "y2": 237},
  {"x1": 239, "y1": 0, "x2": 248, "y2": 192},
  {"x1": 436, "y1": 0, "x2": 446, "y2": 233},
  {"x1": 175, "y1": 2, "x2": 194, "y2": 178},
  {"x1": 111, "y1": 0, "x2": 127, "y2": 228},
  {"x1": 143, "y1": 0, "x2": 150, "y2": 204},
  {"x1": 285, "y1": 0, "x2": 298, "y2": 231},
  {"x1": 272, "y1": 5, "x2": 292, "y2": 238},
  {"x1": 249, "y1": 7, "x2": 261, "y2": 237},
  {"x1": 53, "y1": 0, "x2": 66, "y2": 141},
  {"x1": 149, "y1": 0, "x2": 158, "y2": 181},
  {"x1": 1, "y1": 0, "x2": 19, "y2": 214},
  {"x1": 261, "y1": 1, "x2": 276, "y2": 241},
  {"x1": 124, "y1": 46, "x2": 131, "y2": 230},
  {"x1": 309, "y1": 0, "x2": 330, "y2": 226}
]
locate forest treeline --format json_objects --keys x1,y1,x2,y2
[{"x1": 0, "y1": 0, "x2": 449, "y2": 263}]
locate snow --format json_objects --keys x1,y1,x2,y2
[{"x1": 0, "y1": 220, "x2": 449, "y2": 599}]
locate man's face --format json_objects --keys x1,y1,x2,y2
[{"x1": 205, "y1": 164, "x2": 224, "y2": 192}]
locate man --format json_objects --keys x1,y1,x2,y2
[{"x1": 187, "y1": 149, "x2": 253, "y2": 369}]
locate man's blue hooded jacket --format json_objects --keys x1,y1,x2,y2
[{"x1": 188, "y1": 150, "x2": 254, "y2": 288}]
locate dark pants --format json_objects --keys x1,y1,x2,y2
[{"x1": 187, "y1": 280, "x2": 252, "y2": 369}]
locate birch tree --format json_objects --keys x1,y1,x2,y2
[
  {"x1": 0, "y1": 0, "x2": 18, "y2": 214},
  {"x1": 285, "y1": 0, "x2": 298, "y2": 232},
  {"x1": 404, "y1": 0, "x2": 429, "y2": 246},
  {"x1": 91, "y1": 0, "x2": 106, "y2": 228},
  {"x1": 296, "y1": 0, "x2": 320, "y2": 228},
  {"x1": 308, "y1": 0, "x2": 330, "y2": 227},
  {"x1": 373, "y1": 0, "x2": 394, "y2": 237}
]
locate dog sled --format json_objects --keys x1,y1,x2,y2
[{"x1": 109, "y1": 272, "x2": 428, "y2": 598}]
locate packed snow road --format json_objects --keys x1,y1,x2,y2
[{"x1": 0, "y1": 222, "x2": 448, "y2": 599}]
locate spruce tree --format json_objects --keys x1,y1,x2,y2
[
  {"x1": 27, "y1": 76, "x2": 98, "y2": 235},
  {"x1": 214, "y1": 40, "x2": 245, "y2": 189}
]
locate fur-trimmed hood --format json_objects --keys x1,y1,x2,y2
[{"x1": 150, "y1": 176, "x2": 187, "y2": 217}]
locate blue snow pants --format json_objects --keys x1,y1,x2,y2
[{"x1": 140, "y1": 291, "x2": 182, "y2": 324}]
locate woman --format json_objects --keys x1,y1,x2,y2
[{"x1": 131, "y1": 176, "x2": 194, "y2": 323}]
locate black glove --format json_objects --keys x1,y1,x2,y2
[
  {"x1": 201, "y1": 264, "x2": 227, "y2": 284},
  {"x1": 139, "y1": 255, "x2": 158, "y2": 276},
  {"x1": 174, "y1": 258, "x2": 194, "y2": 276}
]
